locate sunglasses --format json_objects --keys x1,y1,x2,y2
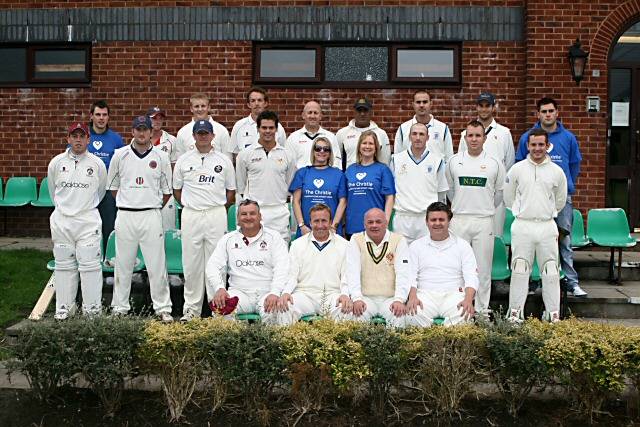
[{"x1": 314, "y1": 146, "x2": 331, "y2": 153}]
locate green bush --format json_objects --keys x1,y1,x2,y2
[
  {"x1": 540, "y1": 318, "x2": 628, "y2": 422},
  {"x1": 484, "y1": 318, "x2": 552, "y2": 417},
  {"x1": 64, "y1": 315, "x2": 144, "y2": 416},
  {"x1": 402, "y1": 324, "x2": 486, "y2": 418},
  {"x1": 8, "y1": 319, "x2": 78, "y2": 401}
]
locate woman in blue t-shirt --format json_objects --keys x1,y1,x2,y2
[
  {"x1": 344, "y1": 130, "x2": 395, "y2": 235},
  {"x1": 289, "y1": 137, "x2": 347, "y2": 237}
]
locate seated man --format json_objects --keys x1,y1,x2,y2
[
  {"x1": 346, "y1": 208, "x2": 410, "y2": 327},
  {"x1": 205, "y1": 199, "x2": 289, "y2": 321},
  {"x1": 275, "y1": 203, "x2": 352, "y2": 324},
  {"x1": 404, "y1": 202, "x2": 478, "y2": 327}
]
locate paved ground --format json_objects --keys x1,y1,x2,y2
[{"x1": 0, "y1": 237, "x2": 52, "y2": 251}]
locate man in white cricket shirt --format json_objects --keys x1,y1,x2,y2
[
  {"x1": 458, "y1": 92, "x2": 515, "y2": 236},
  {"x1": 274, "y1": 203, "x2": 351, "y2": 324},
  {"x1": 346, "y1": 208, "x2": 411, "y2": 327},
  {"x1": 336, "y1": 97, "x2": 391, "y2": 168},
  {"x1": 286, "y1": 101, "x2": 341, "y2": 169},
  {"x1": 404, "y1": 202, "x2": 478, "y2": 327},
  {"x1": 446, "y1": 120, "x2": 506, "y2": 316},
  {"x1": 391, "y1": 122, "x2": 447, "y2": 243},
  {"x1": 504, "y1": 128, "x2": 567, "y2": 323},
  {"x1": 394, "y1": 90, "x2": 453, "y2": 163},
  {"x1": 236, "y1": 110, "x2": 296, "y2": 242},
  {"x1": 173, "y1": 120, "x2": 236, "y2": 321},
  {"x1": 230, "y1": 86, "x2": 287, "y2": 158},
  {"x1": 205, "y1": 200, "x2": 289, "y2": 321},
  {"x1": 48, "y1": 122, "x2": 107, "y2": 319},
  {"x1": 107, "y1": 115, "x2": 174, "y2": 322},
  {"x1": 175, "y1": 93, "x2": 232, "y2": 160}
]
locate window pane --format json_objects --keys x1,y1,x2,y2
[
  {"x1": 612, "y1": 23, "x2": 640, "y2": 62},
  {"x1": 609, "y1": 129, "x2": 630, "y2": 166},
  {"x1": 0, "y1": 48, "x2": 26, "y2": 82},
  {"x1": 34, "y1": 49, "x2": 87, "y2": 79},
  {"x1": 260, "y1": 49, "x2": 316, "y2": 78},
  {"x1": 396, "y1": 49, "x2": 454, "y2": 78},
  {"x1": 325, "y1": 47, "x2": 387, "y2": 81}
]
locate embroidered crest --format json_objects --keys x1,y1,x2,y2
[
  {"x1": 214, "y1": 165, "x2": 223, "y2": 173},
  {"x1": 260, "y1": 241, "x2": 267, "y2": 249},
  {"x1": 86, "y1": 167, "x2": 94, "y2": 176},
  {"x1": 135, "y1": 177, "x2": 144, "y2": 185},
  {"x1": 149, "y1": 160, "x2": 158, "y2": 169}
]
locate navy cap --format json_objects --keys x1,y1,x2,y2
[
  {"x1": 146, "y1": 106, "x2": 166, "y2": 118},
  {"x1": 353, "y1": 97, "x2": 372, "y2": 110},
  {"x1": 132, "y1": 115, "x2": 152, "y2": 129},
  {"x1": 192, "y1": 120, "x2": 214, "y2": 134},
  {"x1": 476, "y1": 92, "x2": 496, "y2": 105}
]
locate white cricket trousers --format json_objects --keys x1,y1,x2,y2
[
  {"x1": 275, "y1": 290, "x2": 343, "y2": 325},
  {"x1": 393, "y1": 211, "x2": 427, "y2": 244},
  {"x1": 449, "y1": 214, "x2": 494, "y2": 313},
  {"x1": 161, "y1": 195, "x2": 177, "y2": 230},
  {"x1": 111, "y1": 209, "x2": 172, "y2": 315},
  {"x1": 260, "y1": 204, "x2": 290, "y2": 243},
  {"x1": 350, "y1": 295, "x2": 404, "y2": 327},
  {"x1": 181, "y1": 205, "x2": 227, "y2": 316},
  {"x1": 403, "y1": 289, "x2": 469, "y2": 327},
  {"x1": 50, "y1": 209, "x2": 103, "y2": 316},
  {"x1": 508, "y1": 218, "x2": 560, "y2": 318},
  {"x1": 226, "y1": 288, "x2": 274, "y2": 322}
]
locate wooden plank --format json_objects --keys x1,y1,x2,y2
[{"x1": 28, "y1": 272, "x2": 55, "y2": 321}]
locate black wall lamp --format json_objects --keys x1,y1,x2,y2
[{"x1": 568, "y1": 38, "x2": 589, "y2": 85}]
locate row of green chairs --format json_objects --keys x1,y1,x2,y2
[
  {"x1": 236, "y1": 313, "x2": 446, "y2": 326},
  {"x1": 0, "y1": 176, "x2": 53, "y2": 207}
]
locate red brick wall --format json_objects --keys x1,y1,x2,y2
[{"x1": 0, "y1": 1, "x2": 523, "y2": 8}]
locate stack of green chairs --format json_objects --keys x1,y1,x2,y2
[
  {"x1": 570, "y1": 209, "x2": 590, "y2": 248},
  {"x1": 164, "y1": 230, "x2": 183, "y2": 275},
  {"x1": 101, "y1": 231, "x2": 145, "y2": 273},
  {"x1": 502, "y1": 208, "x2": 515, "y2": 246},
  {"x1": 491, "y1": 236, "x2": 511, "y2": 281},
  {"x1": 587, "y1": 208, "x2": 637, "y2": 283},
  {"x1": 227, "y1": 204, "x2": 237, "y2": 232}
]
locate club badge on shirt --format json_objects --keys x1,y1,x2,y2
[
  {"x1": 86, "y1": 167, "x2": 94, "y2": 176},
  {"x1": 214, "y1": 165, "x2": 223, "y2": 173},
  {"x1": 149, "y1": 160, "x2": 157, "y2": 169}
]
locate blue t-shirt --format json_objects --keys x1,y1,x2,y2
[
  {"x1": 345, "y1": 162, "x2": 396, "y2": 234},
  {"x1": 289, "y1": 166, "x2": 347, "y2": 236},
  {"x1": 88, "y1": 127, "x2": 125, "y2": 169}
]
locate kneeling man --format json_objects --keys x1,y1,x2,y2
[
  {"x1": 275, "y1": 203, "x2": 352, "y2": 324},
  {"x1": 346, "y1": 208, "x2": 410, "y2": 326},
  {"x1": 404, "y1": 202, "x2": 478, "y2": 327},
  {"x1": 205, "y1": 200, "x2": 289, "y2": 321}
]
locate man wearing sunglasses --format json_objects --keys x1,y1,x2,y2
[{"x1": 514, "y1": 97, "x2": 585, "y2": 298}]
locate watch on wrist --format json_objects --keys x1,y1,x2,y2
[{"x1": 298, "y1": 222, "x2": 305, "y2": 228}]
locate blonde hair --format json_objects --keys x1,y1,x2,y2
[
  {"x1": 309, "y1": 137, "x2": 335, "y2": 167},
  {"x1": 190, "y1": 93, "x2": 209, "y2": 104},
  {"x1": 356, "y1": 130, "x2": 380, "y2": 164}
]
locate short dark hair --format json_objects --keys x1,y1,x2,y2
[
  {"x1": 246, "y1": 86, "x2": 269, "y2": 102},
  {"x1": 309, "y1": 203, "x2": 332, "y2": 220},
  {"x1": 528, "y1": 128, "x2": 549, "y2": 143},
  {"x1": 238, "y1": 199, "x2": 260, "y2": 215},
  {"x1": 413, "y1": 90, "x2": 431, "y2": 101},
  {"x1": 90, "y1": 99, "x2": 110, "y2": 115},
  {"x1": 536, "y1": 97, "x2": 558, "y2": 111},
  {"x1": 426, "y1": 202, "x2": 453, "y2": 220},
  {"x1": 466, "y1": 119, "x2": 485, "y2": 133},
  {"x1": 256, "y1": 110, "x2": 279, "y2": 128}
]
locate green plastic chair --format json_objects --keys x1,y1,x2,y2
[
  {"x1": 301, "y1": 314, "x2": 322, "y2": 323},
  {"x1": 587, "y1": 208, "x2": 637, "y2": 283},
  {"x1": 491, "y1": 236, "x2": 511, "y2": 281},
  {"x1": 174, "y1": 200, "x2": 182, "y2": 230},
  {"x1": 164, "y1": 230, "x2": 183, "y2": 274},
  {"x1": 571, "y1": 209, "x2": 590, "y2": 248},
  {"x1": 388, "y1": 209, "x2": 396, "y2": 231},
  {"x1": 502, "y1": 208, "x2": 515, "y2": 246},
  {"x1": 31, "y1": 177, "x2": 54, "y2": 207},
  {"x1": 0, "y1": 177, "x2": 37, "y2": 206},
  {"x1": 0, "y1": 176, "x2": 3, "y2": 200},
  {"x1": 227, "y1": 204, "x2": 237, "y2": 232},
  {"x1": 46, "y1": 259, "x2": 56, "y2": 271},
  {"x1": 102, "y1": 231, "x2": 146, "y2": 273}
]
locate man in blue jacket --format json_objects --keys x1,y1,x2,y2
[
  {"x1": 88, "y1": 100, "x2": 124, "y2": 252},
  {"x1": 515, "y1": 97, "x2": 586, "y2": 297}
]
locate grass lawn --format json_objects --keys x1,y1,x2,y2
[{"x1": 0, "y1": 248, "x2": 52, "y2": 328}]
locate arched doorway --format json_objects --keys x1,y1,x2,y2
[{"x1": 609, "y1": 22, "x2": 640, "y2": 227}]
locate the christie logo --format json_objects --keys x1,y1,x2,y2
[
  {"x1": 60, "y1": 181, "x2": 89, "y2": 188},
  {"x1": 235, "y1": 259, "x2": 265, "y2": 267},
  {"x1": 135, "y1": 177, "x2": 144, "y2": 185},
  {"x1": 198, "y1": 175, "x2": 215, "y2": 183}
]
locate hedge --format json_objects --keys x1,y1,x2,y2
[{"x1": 8, "y1": 316, "x2": 640, "y2": 424}]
